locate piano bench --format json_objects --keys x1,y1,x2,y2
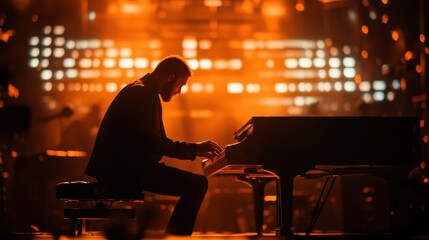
[{"x1": 55, "y1": 181, "x2": 145, "y2": 236}]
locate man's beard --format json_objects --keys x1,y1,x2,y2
[{"x1": 160, "y1": 84, "x2": 173, "y2": 102}]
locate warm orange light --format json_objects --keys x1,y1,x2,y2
[
  {"x1": 275, "y1": 83, "x2": 288, "y2": 93},
  {"x1": 382, "y1": 14, "x2": 389, "y2": 24},
  {"x1": 103, "y1": 59, "x2": 116, "y2": 68},
  {"x1": 420, "y1": 120, "x2": 425, "y2": 128},
  {"x1": 190, "y1": 110, "x2": 213, "y2": 119},
  {"x1": 420, "y1": 34, "x2": 426, "y2": 43},
  {"x1": 106, "y1": 82, "x2": 118, "y2": 93},
  {"x1": 416, "y1": 64, "x2": 422, "y2": 74},
  {"x1": 361, "y1": 50, "x2": 368, "y2": 59},
  {"x1": 121, "y1": 3, "x2": 143, "y2": 14},
  {"x1": 361, "y1": 25, "x2": 369, "y2": 34},
  {"x1": 362, "y1": 187, "x2": 374, "y2": 193},
  {"x1": 227, "y1": 83, "x2": 244, "y2": 94},
  {"x1": 190, "y1": 83, "x2": 204, "y2": 93},
  {"x1": 8, "y1": 83, "x2": 19, "y2": 98},
  {"x1": 119, "y1": 58, "x2": 134, "y2": 68},
  {"x1": 261, "y1": 0, "x2": 286, "y2": 17},
  {"x1": 400, "y1": 78, "x2": 407, "y2": 90},
  {"x1": 264, "y1": 195, "x2": 277, "y2": 202},
  {"x1": 199, "y1": 59, "x2": 212, "y2": 69},
  {"x1": 391, "y1": 30, "x2": 399, "y2": 41},
  {"x1": 11, "y1": 151, "x2": 18, "y2": 158},
  {"x1": 423, "y1": 135, "x2": 429, "y2": 143},
  {"x1": 187, "y1": 59, "x2": 199, "y2": 70},
  {"x1": 295, "y1": 2, "x2": 305, "y2": 12},
  {"x1": 246, "y1": 83, "x2": 261, "y2": 93},
  {"x1": 404, "y1": 51, "x2": 413, "y2": 61},
  {"x1": 183, "y1": 38, "x2": 197, "y2": 49},
  {"x1": 325, "y1": 38, "x2": 333, "y2": 47}
]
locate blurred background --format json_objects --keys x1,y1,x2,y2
[{"x1": 1, "y1": 0, "x2": 429, "y2": 236}]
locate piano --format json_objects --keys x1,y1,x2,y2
[{"x1": 203, "y1": 116, "x2": 421, "y2": 237}]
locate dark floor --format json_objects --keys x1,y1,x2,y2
[{"x1": 3, "y1": 230, "x2": 429, "y2": 240}]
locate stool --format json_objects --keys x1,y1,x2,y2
[{"x1": 55, "y1": 181, "x2": 145, "y2": 236}]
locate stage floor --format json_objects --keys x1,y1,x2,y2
[{"x1": 4, "y1": 231, "x2": 429, "y2": 240}]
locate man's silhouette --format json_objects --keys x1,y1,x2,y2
[{"x1": 85, "y1": 55, "x2": 222, "y2": 236}]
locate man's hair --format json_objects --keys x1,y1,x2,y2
[{"x1": 153, "y1": 55, "x2": 192, "y2": 78}]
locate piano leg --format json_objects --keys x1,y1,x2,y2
[
  {"x1": 276, "y1": 177, "x2": 294, "y2": 238},
  {"x1": 237, "y1": 176, "x2": 273, "y2": 235}
]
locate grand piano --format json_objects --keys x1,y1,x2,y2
[{"x1": 203, "y1": 116, "x2": 421, "y2": 237}]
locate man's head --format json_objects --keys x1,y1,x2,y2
[{"x1": 152, "y1": 55, "x2": 192, "y2": 102}]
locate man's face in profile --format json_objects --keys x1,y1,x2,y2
[{"x1": 160, "y1": 75, "x2": 188, "y2": 102}]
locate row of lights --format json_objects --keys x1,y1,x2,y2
[
  {"x1": 29, "y1": 53, "x2": 356, "y2": 70},
  {"x1": 34, "y1": 64, "x2": 357, "y2": 81},
  {"x1": 42, "y1": 80, "x2": 398, "y2": 102}
]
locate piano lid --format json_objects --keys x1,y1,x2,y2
[{"x1": 228, "y1": 116, "x2": 422, "y2": 167}]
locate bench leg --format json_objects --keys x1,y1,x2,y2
[{"x1": 69, "y1": 218, "x2": 84, "y2": 236}]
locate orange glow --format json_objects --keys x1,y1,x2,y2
[
  {"x1": 11, "y1": 151, "x2": 18, "y2": 158},
  {"x1": 187, "y1": 59, "x2": 199, "y2": 70},
  {"x1": 264, "y1": 195, "x2": 277, "y2": 202},
  {"x1": 246, "y1": 83, "x2": 261, "y2": 93},
  {"x1": 391, "y1": 30, "x2": 399, "y2": 41},
  {"x1": 199, "y1": 40, "x2": 212, "y2": 49},
  {"x1": 325, "y1": 38, "x2": 333, "y2": 47},
  {"x1": 420, "y1": 34, "x2": 426, "y2": 43},
  {"x1": 199, "y1": 59, "x2": 213, "y2": 69},
  {"x1": 424, "y1": 177, "x2": 429, "y2": 184},
  {"x1": 420, "y1": 120, "x2": 425, "y2": 127},
  {"x1": 183, "y1": 38, "x2": 198, "y2": 49},
  {"x1": 261, "y1": 0, "x2": 286, "y2": 17},
  {"x1": 190, "y1": 83, "x2": 204, "y2": 93},
  {"x1": 121, "y1": 3, "x2": 143, "y2": 14},
  {"x1": 421, "y1": 161, "x2": 426, "y2": 169},
  {"x1": 295, "y1": 2, "x2": 305, "y2": 12},
  {"x1": 45, "y1": 150, "x2": 87, "y2": 157},
  {"x1": 119, "y1": 58, "x2": 134, "y2": 68},
  {"x1": 190, "y1": 110, "x2": 213, "y2": 118},
  {"x1": 361, "y1": 50, "x2": 368, "y2": 59},
  {"x1": 227, "y1": 83, "x2": 244, "y2": 94},
  {"x1": 106, "y1": 82, "x2": 118, "y2": 92},
  {"x1": 7, "y1": 83, "x2": 20, "y2": 98},
  {"x1": 382, "y1": 14, "x2": 389, "y2": 24},
  {"x1": 229, "y1": 59, "x2": 243, "y2": 70},
  {"x1": 103, "y1": 59, "x2": 116, "y2": 68},
  {"x1": 362, "y1": 187, "x2": 374, "y2": 193},
  {"x1": 404, "y1": 51, "x2": 413, "y2": 61},
  {"x1": 381, "y1": 0, "x2": 389, "y2": 4},
  {"x1": 31, "y1": 14, "x2": 38, "y2": 22},
  {"x1": 43, "y1": 82, "x2": 52, "y2": 92},
  {"x1": 416, "y1": 64, "x2": 422, "y2": 73},
  {"x1": 361, "y1": 25, "x2": 369, "y2": 34},
  {"x1": 275, "y1": 83, "x2": 288, "y2": 93},
  {"x1": 400, "y1": 78, "x2": 407, "y2": 90},
  {"x1": 0, "y1": 29, "x2": 15, "y2": 42}
]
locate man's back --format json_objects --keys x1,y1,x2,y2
[{"x1": 85, "y1": 79, "x2": 161, "y2": 182}]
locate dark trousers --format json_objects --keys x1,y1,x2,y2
[{"x1": 136, "y1": 163, "x2": 208, "y2": 235}]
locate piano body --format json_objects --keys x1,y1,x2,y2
[{"x1": 203, "y1": 116, "x2": 421, "y2": 237}]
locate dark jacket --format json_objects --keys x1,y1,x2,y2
[{"x1": 85, "y1": 73, "x2": 197, "y2": 182}]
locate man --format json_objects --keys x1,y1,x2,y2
[{"x1": 85, "y1": 55, "x2": 223, "y2": 235}]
